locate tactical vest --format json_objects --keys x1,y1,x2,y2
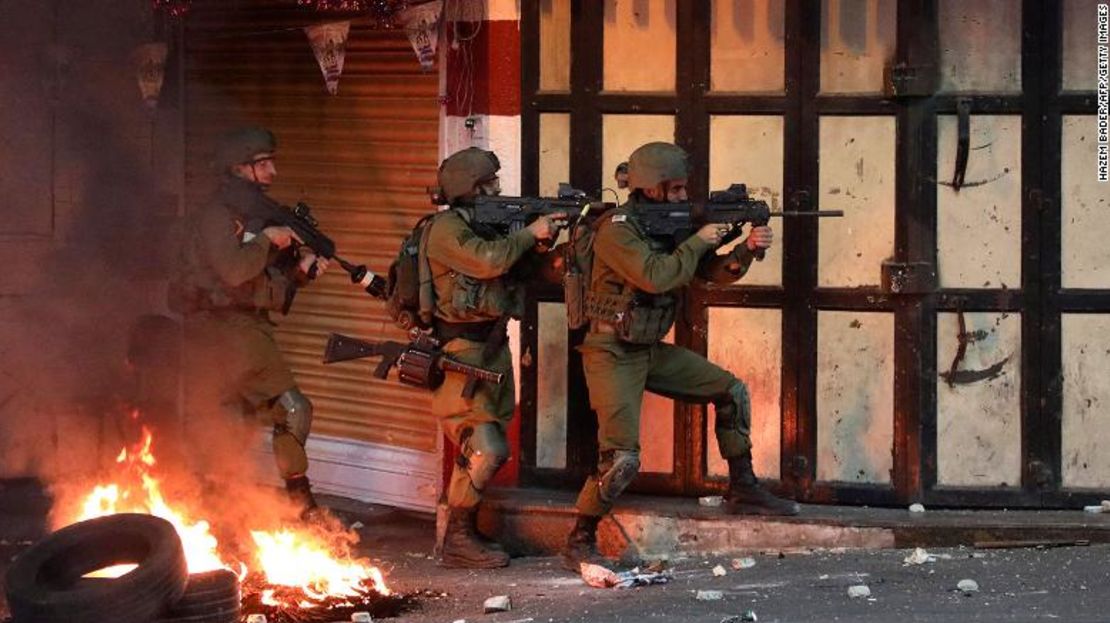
[{"x1": 581, "y1": 206, "x2": 678, "y2": 344}]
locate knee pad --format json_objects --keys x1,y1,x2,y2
[
  {"x1": 274, "y1": 387, "x2": 313, "y2": 446},
  {"x1": 457, "y1": 423, "x2": 509, "y2": 493},
  {"x1": 597, "y1": 449, "x2": 641, "y2": 503},
  {"x1": 713, "y1": 381, "x2": 750, "y2": 433}
]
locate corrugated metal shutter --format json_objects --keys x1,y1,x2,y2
[{"x1": 183, "y1": 2, "x2": 438, "y2": 453}]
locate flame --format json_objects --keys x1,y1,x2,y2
[
  {"x1": 251, "y1": 529, "x2": 391, "y2": 601},
  {"x1": 64, "y1": 415, "x2": 391, "y2": 605}
]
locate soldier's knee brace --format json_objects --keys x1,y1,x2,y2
[
  {"x1": 274, "y1": 387, "x2": 313, "y2": 446},
  {"x1": 597, "y1": 449, "x2": 641, "y2": 503},
  {"x1": 712, "y1": 380, "x2": 751, "y2": 434},
  {"x1": 457, "y1": 423, "x2": 509, "y2": 493}
]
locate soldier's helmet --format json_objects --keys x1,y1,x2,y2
[
  {"x1": 213, "y1": 126, "x2": 276, "y2": 171},
  {"x1": 437, "y1": 147, "x2": 501, "y2": 203},
  {"x1": 626, "y1": 142, "x2": 689, "y2": 191}
]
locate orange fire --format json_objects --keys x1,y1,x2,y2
[{"x1": 64, "y1": 418, "x2": 389, "y2": 604}]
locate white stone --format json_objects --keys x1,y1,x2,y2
[
  {"x1": 909, "y1": 503, "x2": 926, "y2": 513},
  {"x1": 484, "y1": 595, "x2": 512, "y2": 613},
  {"x1": 696, "y1": 590, "x2": 725, "y2": 601},
  {"x1": 351, "y1": 613, "x2": 373, "y2": 623},
  {"x1": 903, "y1": 547, "x2": 934, "y2": 565},
  {"x1": 1102, "y1": 500, "x2": 1110, "y2": 511},
  {"x1": 245, "y1": 616, "x2": 267, "y2": 623},
  {"x1": 847, "y1": 585, "x2": 871, "y2": 599},
  {"x1": 712, "y1": 565, "x2": 728, "y2": 577},
  {"x1": 1083, "y1": 505, "x2": 1104, "y2": 513},
  {"x1": 957, "y1": 579, "x2": 980, "y2": 594},
  {"x1": 699, "y1": 496, "x2": 724, "y2": 507}
]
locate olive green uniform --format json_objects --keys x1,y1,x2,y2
[
  {"x1": 174, "y1": 177, "x2": 310, "y2": 481},
  {"x1": 576, "y1": 200, "x2": 757, "y2": 517},
  {"x1": 424, "y1": 208, "x2": 536, "y2": 509}
]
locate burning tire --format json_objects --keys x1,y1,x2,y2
[
  {"x1": 3, "y1": 513, "x2": 189, "y2": 623},
  {"x1": 162, "y1": 569, "x2": 240, "y2": 619}
]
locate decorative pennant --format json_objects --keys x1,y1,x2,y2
[
  {"x1": 134, "y1": 42, "x2": 169, "y2": 109},
  {"x1": 398, "y1": 0, "x2": 442, "y2": 71},
  {"x1": 304, "y1": 21, "x2": 351, "y2": 95}
]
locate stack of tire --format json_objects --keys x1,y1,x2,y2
[{"x1": 4, "y1": 514, "x2": 240, "y2": 623}]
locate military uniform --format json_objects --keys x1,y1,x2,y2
[
  {"x1": 173, "y1": 127, "x2": 319, "y2": 512},
  {"x1": 574, "y1": 201, "x2": 757, "y2": 517},
  {"x1": 562, "y1": 141, "x2": 798, "y2": 573},
  {"x1": 424, "y1": 146, "x2": 560, "y2": 569},
  {"x1": 424, "y1": 209, "x2": 535, "y2": 510}
]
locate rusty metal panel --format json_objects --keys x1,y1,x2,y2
[
  {"x1": 539, "y1": 113, "x2": 571, "y2": 198},
  {"x1": 938, "y1": 0, "x2": 1021, "y2": 93},
  {"x1": 602, "y1": 115, "x2": 675, "y2": 205},
  {"x1": 709, "y1": 115, "x2": 784, "y2": 286},
  {"x1": 536, "y1": 302, "x2": 568, "y2": 469},
  {"x1": 604, "y1": 0, "x2": 676, "y2": 93},
  {"x1": 1062, "y1": 314, "x2": 1110, "y2": 489},
  {"x1": 817, "y1": 311, "x2": 894, "y2": 484},
  {"x1": 1062, "y1": 116, "x2": 1110, "y2": 288},
  {"x1": 185, "y1": 13, "x2": 438, "y2": 452},
  {"x1": 539, "y1": 0, "x2": 571, "y2": 92},
  {"x1": 706, "y1": 307, "x2": 782, "y2": 480},
  {"x1": 710, "y1": 0, "x2": 786, "y2": 93},
  {"x1": 818, "y1": 116, "x2": 896, "y2": 288},
  {"x1": 936, "y1": 115, "x2": 1022, "y2": 289},
  {"x1": 641, "y1": 328, "x2": 676, "y2": 474},
  {"x1": 936, "y1": 312, "x2": 1022, "y2": 487},
  {"x1": 819, "y1": 0, "x2": 896, "y2": 95},
  {"x1": 1063, "y1": 1, "x2": 1102, "y2": 91}
]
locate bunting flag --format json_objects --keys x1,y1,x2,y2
[
  {"x1": 304, "y1": 21, "x2": 351, "y2": 95},
  {"x1": 134, "y1": 42, "x2": 169, "y2": 109},
  {"x1": 398, "y1": 0, "x2": 442, "y2": 71}
]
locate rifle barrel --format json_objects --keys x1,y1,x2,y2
[{"x1": 769, "y1": 210, "x2": 845, "y2": 217}]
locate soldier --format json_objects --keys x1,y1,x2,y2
[
  {"x1": 562, "y1": 142, "x2": 800, "y2": 572},
  {"x1": 425, "y1": 147, "x2": 563, "y2": 568},
  {"x1": 173, "y1": 126, "x2": 328, "y2": 518}
]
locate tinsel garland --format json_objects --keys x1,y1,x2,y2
[
  {"x1": 151, "y1": 0, "x2": 192, "y2": 17},
  {"x1": 298, "y1": 0, "x2": 410, "y2": 22}
]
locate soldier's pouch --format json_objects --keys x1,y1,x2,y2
[
  {"x1": 564, "y1": 271, "x2": 587, "y2": 330},
  {"x1": 618, "y1": 294, "x2": 676, "y2": 345}
]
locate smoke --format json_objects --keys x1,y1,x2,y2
[{"x1": 0, "y1": 0, "x2": 182, "y2": 482}]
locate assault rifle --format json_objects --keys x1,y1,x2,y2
[
  {"x1": 633, "y1": 184, "x2": 844, "y2": 259},
  {"x1": 322, "y1": 329, "x2": 504, "y2": 397},
  {"x1": 250, "y1": 199, "x2": 388, "y2": 300},
  {"x1": 470, "y1": 184, "x2": 612, "y2": 236}
]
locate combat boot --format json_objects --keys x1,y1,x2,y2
[
  {"x1": 463, "y1": 506, "x2": 505, "y2": 552},
  {"x1": 561, "y1": 514, "x2": 605, "y2": 572},
  {"x1": 284, "y1": 475, "x2": 321, "y2": 520},
  {"x1": 439, "y1": 506, "x2": 510, "y2": 569},
  {"x1": 724, "y1": 453, "x2": 800, "y2": 516}
]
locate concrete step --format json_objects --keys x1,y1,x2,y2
[{"x1": 466, "y1": 487, "x2": 1110, "y2": 562}]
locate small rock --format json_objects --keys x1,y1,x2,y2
[
  {"x1": 245, "y1": 616, "x2": 268, "y2": 623},
  {"x1": 712, "y1": 564, "x2": 728, "y2": 577},
  {"x1": 847, "y1": 585, "x2": 871, "y2": 599},
  {"x1": 903, "y1": 547, "x2": 934, "y2": 565},
  {"x1": 721, "y1": 612, "x2": 758, "y2": 623},
  {"x1": 957, "y1": 579, "x2": 980, "y2": 595},
  {"x1": 484, "y1": 595, "x2": 512, "y2": 613},
  {"x1": 1083, "y1": 505, "x2": 1104, "y2": 514},
  {"x1": 697, "y1": 590, "x2": 724, "y2": 601},
  {"x1": 731, "y1": 557, "x2": 756, "y2": 570},
  {"x1": 351, "y1": 613, "x2": 373, "y2": 623},
  {"x1": 452, "y1": 620, "x2": 466, "y2": 623},
  {"x1": 818, "y1": 574, "x2": 830, "y2": 580},
  {"x1": 970, "y1": 553, "x2": 987, "y2": 559},
  {"x1": 908, "y1": 503, "x2": 926, "y2": 513},
  {"x1": 580, "y1": 562, "x2": 620, "y2": 588},
  {"x1": 699, "y1": 496, "x2": 724, "y2": 507},
  {"x1": 1102, "y1": 500, "x2": 1110, "y2": 511},
  {"x1": 350, "y1": 521, "x2": 365, "y2": 530}
]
